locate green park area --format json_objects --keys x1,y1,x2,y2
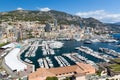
[
  {"x1": 109, "y1": 58, "x2": 120, "y2": 72},
  {"x1": 110, "y1": 64, "x2": 120, "y2": 72},
  {"x1": 0, "y1": 42, "x2": 9, "y2": 47}
]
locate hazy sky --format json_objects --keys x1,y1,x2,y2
[{"x1": 1, "y1": 0, "x2": 120, "y2": 23}]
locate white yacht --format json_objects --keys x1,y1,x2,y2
[
  {"x1": 25, "y1": 58, "x2": 32, "y2": 63},
  {"x1": 49, "y1": 41, "x2": 64, "y2": 49}
]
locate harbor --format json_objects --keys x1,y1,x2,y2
[
  {"x1": 99, "y1": 47, "x2": 120, "y2": 57},
  {"x1": 41, "y1": 41, "x2": 55, "y2": 55},
  {"x1": 1, "y1": 2, "x2": 120, "y2": 79},
  {"x1": 20, "y1": 38, "x2": 120, "y2": 69},
  {"x1": 76, "y1": 46, "x2": 110, "y2": 62}
]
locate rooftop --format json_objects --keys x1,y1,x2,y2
[
  {"x1": 5, "y1": 48, "x2": 27, "y2": 71},
  {"x1": 29, "y1": 62, "x2": 96, "y2": 80}
]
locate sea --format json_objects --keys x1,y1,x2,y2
[{"x1": 20, "y1": 34, "x2": 120, "y2": 69}]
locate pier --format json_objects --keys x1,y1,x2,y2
[
  {"x1": 43, "y1": 58, "x2": 49, "y2": 69},
  {"x1": 38, "y1": 58, "x2": 44, "y2": 68},
  {"x1": 99, "y1": 47, "x2": 120, "y2": 57},
  {"x1": 54, "y1": 56, "x2": 63, "y2": 67},
  {"x1": 38, "y1": 57, "x2": 54, "y2": 68},
  {"x1": 24, "y1": 41, "x2": 40, "y2": 57},
  {"x1": 46, "y1": 57, "x2": 53, "y2": 68},
  {"x1": 76, "y1": 46, "x2": 110, "y2": 62},
  {"x1": 42, "y1": 41, "x2": 55, "y2": 55}
]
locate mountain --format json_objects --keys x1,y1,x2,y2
[
  {"x1": 105, "y1": 23, "x2": 120, "y2": 33},
  {"x1": 0, "y1": 10, "x2": 104, "y2": 27},
  {"x1": 1, "y1": 9, "x2": 120, "y2": 33},
  {"x1": 113, "y1": 22, "x2": 120, "y2": 25}
]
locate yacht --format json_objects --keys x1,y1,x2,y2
[
  {"x1": 25, "y1": 58, "x2": 32, "y2": 63},
  {"x1": 83, "y1": 39, "x2": 92, "y2": 44},
  {"x1": 49, "y1": 41, "x2": 64, "y2": 49}
]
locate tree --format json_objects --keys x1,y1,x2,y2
[
  {"x1": 52, "y1": 77, "x2": 58, "y2": 80},
  {"x1": 46, "y1": 77, "x2": 51, "y2": 80},
  {"x1": 46, "y1": 76, "x2": 58, "y2": 80},
  {"x1": 65, "y1": 77, "x2": 70, "y2": 80},
  {"x1": 19, "y1": 78, "x2": 21, "y2": 80}
]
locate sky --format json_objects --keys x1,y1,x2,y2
[{"x1": 1, "y1": 0, "x2": 120, "y2": 23}]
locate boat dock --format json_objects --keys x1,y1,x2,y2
[
  {"x1": 24, "y1": 58, "x2": 33, "y2": 64},
  {"x1": 76, "y1": 46, "x2": 110, "y2": 62},
  {"x1": 38, "y1": 57, "x2": 54, "y2": 68},
  {"x1": 58, "y1": 56, "x2": 70, "y2": 66},
  {"x1": 54, "y1": 56, "x2": 70, "y2": 67},
  {"x1": 43, "y1": 58, "x2": 49, "y2": 69},
  {"x1": 54, "y1": 56, "x2": 63, "y2": 67},
  {"x1": 46, "y1": 57, "x2": 54, "y2": 68},
  {"x1": 63, "y1": 53, "x2": 99, "y2": 69},
  {"x1": 38, "y1": 58, "x2": 44, "y2": 68},
  {"x1": 25, "y1": 46, "x2": 38, "y2": 57},
  {"x1": 30, "y1": 41, "x2": 42, "y2": 46},
  {"x1": 42, "y1": 41, "x2": 55, "y2": 55},
  {"x1": 25, "y1": 41, "x2": 40, "y2": 57},
  {"x1": 99, "y1": 47, "x2": 120, "y2": 57}
]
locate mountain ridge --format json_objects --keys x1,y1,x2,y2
[
  {"x1": 0, "y1": 10, "x2": 104, "y2": 27},
  {"x1": 0, "y1": 9, "x2": 120, "y2": 33}
]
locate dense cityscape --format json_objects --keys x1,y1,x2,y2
[{"x1": 1, "y1": 0, "x2": 120, "y2": 80}]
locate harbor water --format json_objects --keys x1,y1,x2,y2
[{"x1": 20, "y1": 34, "x2": 120, "y2": 69}]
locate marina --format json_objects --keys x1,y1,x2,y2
[
  {"x1": 20, "y1": 38, "x2": 120, "y2": 69},
  {"x1": 43, "y1": 58, "x2": 49, "y2": 69},
  {"x1": 63, "y1": 53, "x2": 97, "y2": 67},
  {"x1": 24, "y1": 58, "x2": 33, "y2": 64},
  {"x1": 38, "y1": 57, "x2": 54, "y2": 68},
  {"x1": 54, "y1": 56, "x2": 64, "y2": 67},
  {"x1": 99, "y1": 47, "x2": 120, "y2": 57},
  {"x1": 42, "y1": 41, "x2": 57, "y2": 55},
  {"x1": 1, "y1": 2, "x2": 120, "y2": 79},
  {"x1": 46, "y1": 57, "x2": 54, "y2": 68},
  {"x1": 38, "y1": 58, "x2": 44, "y2": 68},
  {"x1": 25, "y1": 46, "x2": 38, "y2": 57},
  {"x1": 63, "y1": 53, "x2": 82, "y2": 62},
  {"x1": 76, "y1": 46, "x2": 111, "y2": 62},
  {"x1": 24, "y1": 41, "x2": 40, "y2": 57},
  {"x1": 57, "y1": 56, "x2": 70, "y2": 66}
]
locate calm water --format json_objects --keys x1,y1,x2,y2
[
  {"x1": 112, "y1": 33, "x2": 120, "y2": 39},
  {"x1": 20, "y1": 34, "x2": 120, "y2": 69}
]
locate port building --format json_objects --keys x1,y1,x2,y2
[
  {"x1": 4, "y1": 48, "x2": 27, "y2": 72},
  {"x1": 29, "y1": 62, "x2": 96, "y2": 80}
]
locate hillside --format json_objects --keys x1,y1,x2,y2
[
  {"x1": 0, "y1": 10, "x2": 104, "y2": 27},
  {"x1": 0, "y1": 9, "x2": 120, "y2": 33}
]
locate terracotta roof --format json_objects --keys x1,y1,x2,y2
[
  {"x1": 48, "y1": 65, "x2": 79, "y2": 75},
  {"x1": 76, "y1": 62, "x2": 95, "y2": 73},
  {"x1": 29, "y1": 68, "x2": 55, "y2": 79},
  {"x1": 29, "y1": 62, "x2": 96, "y2": 80}
]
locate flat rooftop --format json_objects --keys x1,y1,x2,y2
[{"x1": 5, "y1": 48, "x2": 27, "y2": 71}]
